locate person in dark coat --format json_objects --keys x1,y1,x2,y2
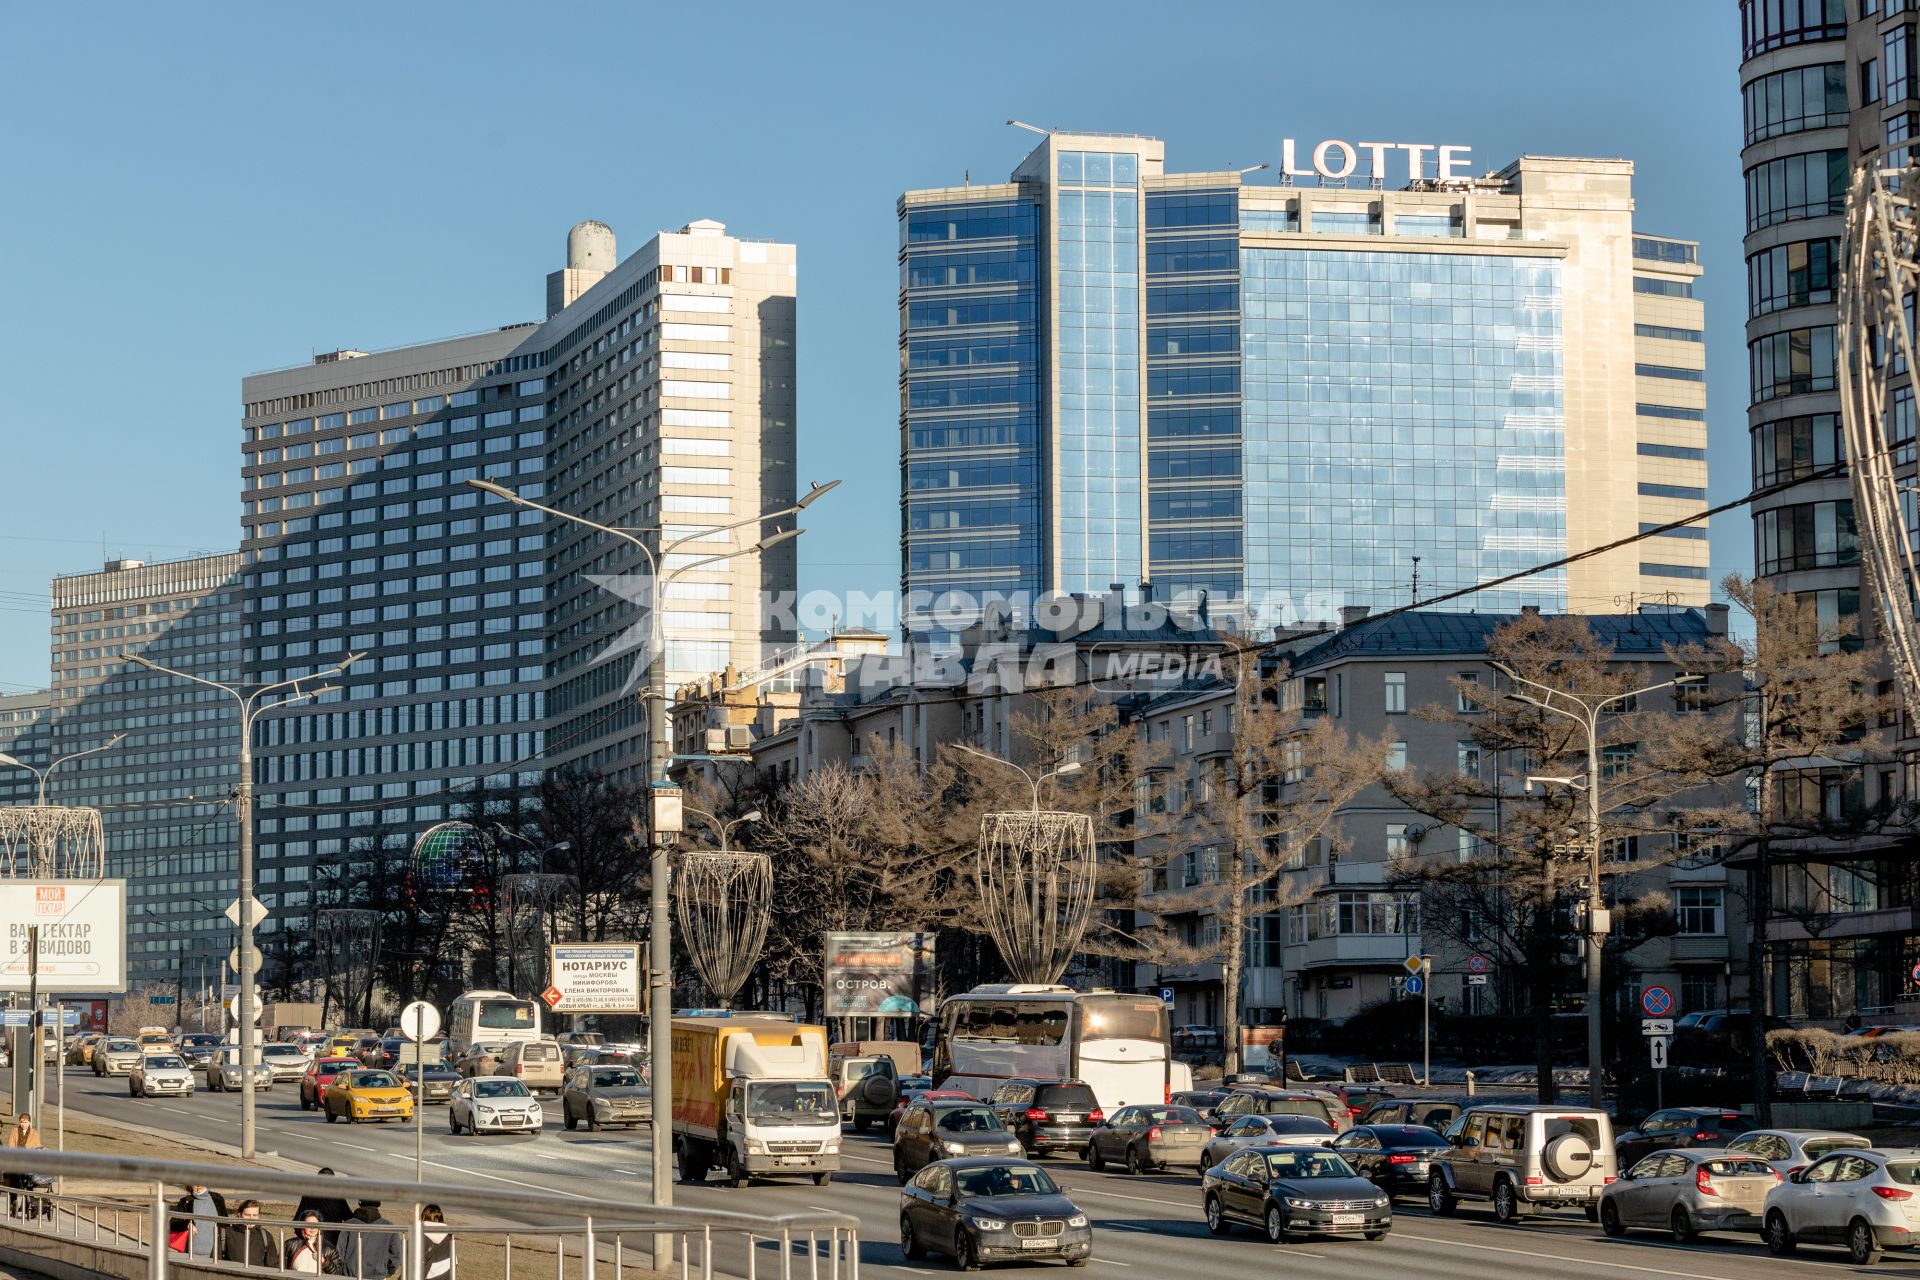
[
  {"x1": 169, "y1": 1184, "x2": 230, "y2": 1260},
  {"x1": 285, "y1": 1212, "x2": 343, "y2": 1274},
  {"x1": 294, "y1": 1168, "x2": 353, "y2": 1252},
  {"x1": 221, "y1": 1199, "x2": 279, "y2": 1268},
  {"x1": 346, "y1": 1202, "x2": 400, "y2": 1279}
]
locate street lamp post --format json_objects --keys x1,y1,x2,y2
[
  {"x1": 683, "y1": 807, "x2": 762, "y2": 853},
  {"x1": 1496, "y1": 662, "x2": 1702, "y2": 1109},
  {"x1": 126, "y1": 650, "x2": 361, "y2": 1158},
  {"x1": 950, "y1": 743, "x2": 1083, "y2": 811},
  {"x1": 0, "y1": 733, "x2": 128, "y2": 807},
  {"x1": 465, "y1": 476, "x2": 835, "y2": 1259}
]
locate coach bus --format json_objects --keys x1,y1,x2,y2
[
  {"x1": 932, "y1": 984, "x2": 1181, "y2": 1112},
  {"x1": 445, "y1": 989, "x2": 542, "y2": 1058}
]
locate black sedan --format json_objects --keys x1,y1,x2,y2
[
  {"x1": 900, "y1": 1157, "x2": 1092, "y2": 1270},
  {"x1": 1203, "y1": 1145, "x2": 1391, "y2": 1244},
  {"x1": 396, "y1": 1062, "x2": 461, "y2": 1103},
  {"x1": 1614, "y1": 1107, "x2": 1754, "y2": 1168},
  {"x1": 1331, "y1": 1125, "x2": 1449, "y2": 1198}
]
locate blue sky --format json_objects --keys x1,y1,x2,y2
[{"x1": 0, "y1": 1, "x2": 1747, "y2": 692}]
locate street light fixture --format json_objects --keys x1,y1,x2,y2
[
  {"x1": 124, "y1": 649, "x2": 360, "y2": 1157},
  {"x1": 684, "y1": 806, "x2": 762, "y2": 853},
  {"x1": 1495, "y1": 663, "x2": 1706, "y2": 1108},
  {"x1": 0, "y1": 733, "x2": 127, "y2": 807},
  {"x1": 464, "y1": 475, "x2": 834, "y2": 1255},
  {"x1": 952, "y1": 743, "x2": 1083, "y2": 812}
]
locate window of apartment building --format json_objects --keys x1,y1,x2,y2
[
  {"x1": 1386, "y1": 823, "x2": 1411, "y2": 857},
  {"x1": 1302, "y1": 676, "x2": 1328, "y2": 713},
  {"x1": 1387, "y1": 741, "x2": 1407, "y2": 772},
  {"x1": 1383, "y1": 671, "x2": 1406, "y2": 714},
  {"x1": 1455, "y1": 672, "x2": 1480, "y2": 713},
  {"x1": 1181, "y1": 714, "x2": 1196, "y2": 751},
  {"x1": 1675, "y1": 887, "x2": 1725, "y2": 936},
  {"x1": 1456, "y1": 742, "x2": 1481, "y2": 779},
  {"x1": 1601, "y1": 744, "x2": 1636, "y2": 780},
  {"x1": 1890, "y1": 25, "x2": 1916, "y2": 101},
  {"x1": 1456, "y1": 830, "x2": 1479, "y2": 862},
  {"x1": 1680, "y1": 971, "x2": 1718, "y2": 1014},
  {"x1": 1865, "y1": 56, "x2": 1884, "y2": 104},
  {"x1": 1601, "y1": 835, "x2": 1640, "y2": 863}
]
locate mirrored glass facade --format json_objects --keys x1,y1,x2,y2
[{"x1": 1241, "y1": 249, "x2": 1568, "y2": 611}]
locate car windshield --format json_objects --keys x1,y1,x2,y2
[
  {"x1": 263, "y1": 1046, "x2": 302, "y2": 1058},
  {"x1": 320, "y1": 1059, "x2": 356, "y2": 1072},
  {"x1": 146, "y1": 1057, "x2": 185, "y2": 1070},
  {"x1": 352, "y1": 1072, "x2": 399, "y2": 1088},
  {"x1": 590, "y1": 1069, "x2": 641, "y2": 1088},
  {"x1": 105, "y1": 1041, "x2": 136, "y2": 1052},
  {"x1": 1805, "y1": 1138, "x2": 1869, "y2": 1160},
  {"x1": 937, "y1": 1108, "x2": 1003, "y2": 1133},
  {"x1": 1264, "y1": 1151, "x2": 1356, "y2": 1179},
  {"x1": 954, "y1": 1164, "x2": 1060, "y2": 1198},
  {"x1": 746, "y1": 1081, "x2": 837, "y2": 1124},
  {"x1": 181, "y1": 1036, "x2": 219, "y2": 1048},
  {"x1": 1262, "y1": 1099, "x2": 1331, "y2": 1121},
  {"x1": 473, "y1": 1078, "x2": 530, "y2": 1098}
]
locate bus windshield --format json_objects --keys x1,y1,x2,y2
[
  {"x1": 477, "y1": 999, "x2": 537, "y2": 1031},
  {"x1": 1078, "y1": 996, "x2": 1167, "y2": 1042}
]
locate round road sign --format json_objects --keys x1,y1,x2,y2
[
  {"x1": 1640, "y1": 985, "x2": 1674, "y2": 1018},
  {"x1": 399, "y1": 1000, "x2": 441, "y2": 1042},
  {"x1": 1404, "y1": 975, "x2": 1425, "y2": 996},
  {"x1": 1466, "y1": 953, "x2": 1490, "y2": 975}
]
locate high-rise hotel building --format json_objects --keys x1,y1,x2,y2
[
  {"x1": 238, "y1": 219, "x2": 796, "y2": 929},
  {"x1": 47, "y1": 554, "x2": 244, "y2": 988},
  {"x1": 1738, "y1": 0, "x2": 1918, "y2": 1020},
  {"x1": 899, "y1": 132, "x2": 1708, "y2": 630}
]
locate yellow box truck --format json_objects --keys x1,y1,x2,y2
[{"x1": 671, "y1": 1014, "x2": 840, "y2": 1187}]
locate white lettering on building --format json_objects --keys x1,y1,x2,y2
[{"x1": 1281, "y1": 139, "x2": 1473, "y2": 183}]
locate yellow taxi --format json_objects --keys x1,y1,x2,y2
[
  {"x1": 136, "y1": 1026, "x2": 173, "y2": 1053},
  {"x1": 328, "y1": 1032, "x2": 365, "y2": 1057},
  {"x1": 66, "y1": 1032, "x2": 103, "y2": 1066},
  {"x1": 323, "y1": 1068, "x2": 415, "y2": 1124}
]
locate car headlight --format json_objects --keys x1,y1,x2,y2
[
  {"x1": 747, "y1": 1139, "x2": 768, "y2": 1154},
  {"x1": 1374, "y1": 1197, "x2": 1390, "y2": 1209},
  {"x1": 1005, "y1": 1140, "x2": 1023, "y2": 1153},
  {"x1": 1067, "y1": 1215, "x2": 1089, "y2": 1229},
  {"x1": 592, "y1": 1099, "x2": 610, "y2": 1112},
  {"x1": 824, "y1": 1141, "x2": 840, "y2": 1154},
  {"x1": 1285, "y1": 1197, "x2": 1314, "y2": 1210},
  {"x1": 971, "y1": 1218, "x2": 1006, "y2": 1232}
]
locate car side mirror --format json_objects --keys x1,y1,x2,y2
[
  {"x1": 1789, "y1": 1171, "x2": 1807, "y2": 1185},
  {"x1": 1462, "y1": 1137, "x2": 1479, "y2": 1148}
]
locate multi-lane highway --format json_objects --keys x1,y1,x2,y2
[{"x1": 32, "y1": 1065, "x2": 1903, "y2": 1280}]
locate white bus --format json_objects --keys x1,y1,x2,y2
[
  {"x1": 932, "y1": 985, "x2": 1182, "y2": 1113},
  {"x1": 445, "y1": 990, "x2": 542, "y2": 1058}
]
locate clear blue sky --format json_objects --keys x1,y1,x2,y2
[{"x1": 0, "y1": 1, "x2": 1748, "y2": 692}]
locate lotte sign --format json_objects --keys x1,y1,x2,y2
[{"x1": 1281, "y1": 138, "x2": 1473, "y2": 184}]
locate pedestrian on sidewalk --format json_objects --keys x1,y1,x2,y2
[
  {"x1": 294, "y1": 1168, "x2": 353, "y2": 1253},
  {"x1": 2, "y1": 1111, "x2": 45, "y2": 1218},
  {"x1": 420, "y1": 1205, "x2": 454, "y2": 1280},
  {"x1": 221, "y1": 1199, "x2": 279, "y2": 1268},
  {"x1": 285, "y1": 1211, "x2": 343, "y2": 1274},
  {"x1": 169, "y1": 1183, "x2": 230, "y2": 1259},
  {"x1": 347, "y1": 1201, "x2": 399, "y2": 1279}
]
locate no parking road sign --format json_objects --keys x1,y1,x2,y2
[
  {"x1": 1641, "y1": 985, "x2": 1674, "y2": 1018},
  {"x1": 1466, "y1": 953, "x2": 1490, "y2": 975}
]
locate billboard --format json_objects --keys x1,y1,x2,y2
[
  {"x1": 1240, "y1": 1025, "x2": 1286, "y2": 1073},
  {"x1": 0, "y1": 880, "x2": 127, "y2": 993},
  {"x1": 547, "y1": 942, "x2": 643, "y2": 1013},
  {"x1": 823, "y1": 932, "x2": 936, "y2": 1017}
]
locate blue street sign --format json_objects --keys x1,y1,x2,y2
[
  {"x1": 1, "y1": 1011, "x2": 28, "y2": 1027},
  {"x1": 1404, "y1": 975, "x2": 1425, "y2": 996},
  {"x1": 1159, "y1": 987, "x2": 1174, "y2": 1004},
  {"x1": 148, "y1": 995, "x2": 176, "y2": 1005}
]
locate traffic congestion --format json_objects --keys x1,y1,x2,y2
[{"x1": 20, "y1": 983, "x2": 1920, "y2": 1275}]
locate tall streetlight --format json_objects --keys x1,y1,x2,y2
[
  {"x1": 465, "y1": 475, "x2": 835, "y2": 1250},
  {"x1": 684, "y1": 806, "x2": 761, "y2": 852},
  {"x1": 951, "y1": 743, "x2": 1083, "y2": 811},
  {"x1": 1495, "y1": 662, "x2": 1703, "y2": 1109},
  {"x1": 0, "y1": 733, "x2": 127, "y2": 807},
  {"x1": 125, "y1": 650, "x2": 361, "y2": 1157},
  {"x1": 493, "y1": 825, "x2": 572, "y2": 992}
]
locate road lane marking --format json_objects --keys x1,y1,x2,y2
[
  {"x1": 612, "y1": 1169, "x2": 639, "y2": 1175},
  {"x1": 1097, "y1": 1260, "x2": 1132, "y2": 1268},
  {"x1": 419, "y1": 1160, "x2": 591, "y2": 1200},
  {"x1": 1394, "y1": 1232, "x2": 1744, "y2": 1280},
  {"x1": 333, "y1": 1142, "x2": 377, "y2": 1153}
]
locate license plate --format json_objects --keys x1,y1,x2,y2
[
  {"x1": 1055, "y1": 1114, "x2": 1080, "y2": 1123},
  {"x1": 1331, "y1": 1214, "x2": 1364, "y2": 1227},
  {"x1": 779, "y1": 1156, "x2": 809, "y2": 1166},
  {"x1": 1020, "y1": 1238, "x2": 1057, "y2": 1250}
]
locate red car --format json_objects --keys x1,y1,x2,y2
[
  {"x1": 300, "y1": 1056, "x2": 363, "y2": 1112},
  {"x1": 887, "y1": 1088, "x2": 974, "y2": 1137}
]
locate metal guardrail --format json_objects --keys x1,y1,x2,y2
[{"x1": 0, "y1": 1149, "x2": 858, "y2": 1280}]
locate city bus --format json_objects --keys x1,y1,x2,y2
[
  {"x1": 931, "y1": 985, "x2": 1181, "y2": 1112},
  {"x1": 445, "y1": 990, "x2": 542, "y2": 1058}
]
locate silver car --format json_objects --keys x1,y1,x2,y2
[
  {"x1": 129, "y1": 1054, "x2": 196, "y2": 1098},
  {"x1": 206, "y1": 1047, "x2": 273, "y2": 1092},
  {"x1": 1601, "y1": 1149, "x2": 1776, "y2": 1241},
  {"x1": 1201, "y1": 1114, "x2": 1338, "y2": 1168},
  {"x1": 91, "y1": 1038, "x2": 144, "y2": 1076},
  {"x1": 1765, "y1": 1147, "x2": 1920, "y2": 1264},
  {"x1": 1725, "y1": 1128, "x2": 1871, "y2": 1178},
  {"x1": 258, "y1": 1043, "x2": 310, "y2": 1082}
]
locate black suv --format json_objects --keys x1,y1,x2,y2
[
  {"x1": 1214, "y1": 1087, "x2": 1349, "y2": 1134},
  {"x1": 1613, "y1": 1107, "x2": 1753, "y2": 1167},
  {"x1": 987, "y1": 1079, "x2": 1104, "y2": 1158}
]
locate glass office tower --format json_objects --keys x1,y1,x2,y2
[{"x1": 899, "y1": 133, "x2": 1705, "y2": 633}]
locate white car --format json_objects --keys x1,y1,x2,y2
[
  {"x1": 1726, "y1": 1128, "x2": 1872, "y2": 1178},
  {"x1": 1200, "y1": 1114, "x2": 1338, "y2": 1168},
  {"x1": 206, "y1": 1047, "x2": 273, "y2": 1092},
  {"x1": 1764, "y1": 1147, "x2": 1920, "y2": 1264},
  {"x1": 449, "y1": 1076, "x2": 543, "y2": 1135},
  {"x1": 259, "y1": 1043, "x2": 311, "y2": 1082},
  {"x1": 130, "y1": 1054, "x2": 195, "y2": 1098}
]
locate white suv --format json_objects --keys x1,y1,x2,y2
[
  {"x1": 1765, "y1": 1147, "x2": 1920, "y2": 1264},
  {"x1": 1428, "y1": 1104, "x2": 1616, "y2": 1223}
]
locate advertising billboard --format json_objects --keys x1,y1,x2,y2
[
  {"x1": 546, "y1": 942, "x2": 643, "y2": 1013},
  {"x1": 0, "y1": 880, "x2": 127, "y2": 993},
  {"x1": 823, "y1": 932, "x2": 936, "y2": 1017}
]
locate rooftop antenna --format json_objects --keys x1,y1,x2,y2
[
  {"x1": 1006, "y1": 120, "x2": 1051, "y2": 137},
  {"x1": 1410, "y1": 556, "x2": 1421, "y2": 606}
]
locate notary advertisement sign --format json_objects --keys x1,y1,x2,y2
[
  {"x1": 0, "y1": 880, "x2": 127, "y2": 993},
  {"x1": 547, "y1": 942, "x2": 642, "y2": 1013},
  {"x1": 823, "y1": 932, "x2": 937, "y2": 1017}
]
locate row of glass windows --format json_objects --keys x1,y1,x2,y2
[
  {"x1": 1749, "y1": 237, "x2": 1839, "y2": 317},
  {"x1": 1743, "y1": 63, "x2": 1848, "y2": 144},
  {"x1": 1751, "y1": 325, "x2": 1839, "y2": 401},
  {"x1": 1739, "y1": 0, "x2": 1846, "y2": 60},
  {"x1": 1753, "y1": 413, "x2": 1845, "y2": 487},
  {"x1": 1755, "y1": 499, "x2": 1860, "y2": 573},
  {"x1": 1745, "y1": 150, "x2": 1848, "y2": 230}
]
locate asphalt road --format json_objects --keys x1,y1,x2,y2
[{"x1": 33, "y1": 1065, "x2": 1920, "y2": 1280}]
